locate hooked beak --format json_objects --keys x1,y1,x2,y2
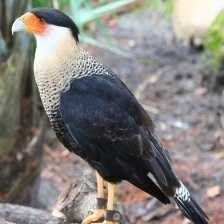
[{"x1": 12, "y1": 17, "x2": 25, "y2": 35}]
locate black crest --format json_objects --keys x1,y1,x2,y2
[{"x1": 31, "y1": 8, "x2": 79, "y2": 42}]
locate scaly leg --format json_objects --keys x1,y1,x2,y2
[
  {"x1": 82, "y1": 172, "x2": 106, "y2": 224},
  {"x1": 96, "y1": 171, "x2": 105, "y2": 199},
  {"x1": 105, "y1": 183, "x2": 121, "y2": 224},
  {"x1": 107, "y1": 182, "x2": 116, "y2": 211}
]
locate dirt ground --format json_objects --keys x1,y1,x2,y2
[{"x1": 34, "y1": 10, "x2": 224, "y2": 224}]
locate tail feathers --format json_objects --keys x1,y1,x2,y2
[
  {"x1": 148, "y1": 133, "x2": 180, "y2": 190},
  {"x1": 173, "y1": 183, "x2": 209, "y2": 224},
  {"x1": 129, "y1": 175, "x2": 170, "y2": 204}
]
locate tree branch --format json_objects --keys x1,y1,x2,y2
[
  {"x1": 0, "y1": 176, "x2": 128, "y2": 224},
  {"x1": 0, "y1": 204, "x2": 63, "y2": 224}
]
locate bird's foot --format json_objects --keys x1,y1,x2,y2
[
  {"x1": 82, "y1": 209, "x2": 105, "y2": 224},
  {"x1": 104, "y1": 210, "x2": 122, "y2": 224}
]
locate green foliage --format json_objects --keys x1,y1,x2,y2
[
  {"x1": 163, "y1": 0, "x2": 173, "y2": 18},
  {"x1": 69, "y1": 0, "x2": 135, "y2": 28},
  {"x1": 203, "y1": 11, "x2": 224, "y2": 71},
  {"x1": 32, "y1": 0, "x2": 68, "y2": 8},
  {"x1": 32, "y1": 0, "x2": 47, "y2": 7},
  {"x1": 69, "y1": 0, "x2": 135, "y2": 56},
  {"x1": 145, "y1": 0, "x2": 173, "y2": 19},
  {"x1": 32, "y1": 0, "x2": 136, "y2": 56}
]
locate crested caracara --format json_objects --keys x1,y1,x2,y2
[{"x1": 12, "y1": 8, "x2": 208, "y2": 224}]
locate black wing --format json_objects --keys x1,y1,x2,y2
[{"x1": 59, "y1": 73, "x2": 179, "y2": 202}]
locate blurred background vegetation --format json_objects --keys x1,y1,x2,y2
[
  {"x1": 148, "y1": 0, "x2": 224, "y2": 73},
  {"x1": 33, "y1": 0, "x2": 137, "y2": 55}
]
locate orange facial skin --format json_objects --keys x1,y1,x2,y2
[{"x1": 22, "y1": 12, "x2": 46, "y2": 34}]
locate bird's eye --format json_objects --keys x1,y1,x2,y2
[{"x1": 37, "y1": 17, "x2": 44, "y2": 23}]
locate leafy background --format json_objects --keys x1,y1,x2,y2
[{"x1": 32, "y1": 0, "x2": 136, "y2": 55}]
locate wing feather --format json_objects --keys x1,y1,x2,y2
[{"x1": 59, "y1": 74, "x2": 179, "y2": 195}]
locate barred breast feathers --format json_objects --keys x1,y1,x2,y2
[
  {"x1": 33, "y1": 24, "x2": 113, "y2": 119},
  {"x1": 34, "y1": 43, "x2": 113, "y2": 120}
]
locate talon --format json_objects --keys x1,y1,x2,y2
[
  {"x1": 88, "y1": 210, "x2": 94, "y2": 215},
  {"x1": 82, "y1": 209, "x2": 105, "y2": 224}
]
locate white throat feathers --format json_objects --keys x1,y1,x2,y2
[{"x1": 34, "y1": 24, "x2": 77, "y2": 73}]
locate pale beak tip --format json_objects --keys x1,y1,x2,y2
[{"x1": 11, "y1": 17, "x2": 24, "y2": 35}]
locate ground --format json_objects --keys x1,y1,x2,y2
[{"x1": 32, "y1": 10, "x2": 224, "y2": 224}]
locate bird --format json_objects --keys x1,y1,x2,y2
[
  {"x1": 12, "y1": 8, "x2": 209, "y2": 224},
  {"x1": 172, "y1": 0, "x2": 224, "y2": 49}
]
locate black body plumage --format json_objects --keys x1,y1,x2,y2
[
  {"x1": 54, "y1": 71, "x2": 208, "y2": 223},
  {"x1": 55, "y1": 72, "x2": 174, "y2": 202}
]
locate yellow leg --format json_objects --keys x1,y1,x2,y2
[
  {"x1": 106, "y1": 183, "x2": 118, "y2": 224},
  {"x1": 107, "y1": 182, "x2": 116, "y2": 210},
  {"x1": 82, "y1": 172, "x2": 106, "y2": 224},
  {"x1": 96, "y1": 172, "x2": 105, "y2": 198}
]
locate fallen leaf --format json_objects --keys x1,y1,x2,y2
[
  {"x1": 194, "y1": 87, "x2": 207, "y2": 96},
  {"x1": 215, "y1": 151, "x2": 224, "y2": 159},
  {"x1": 207, "y1": 185, "x2": 221, "y2": 198}
]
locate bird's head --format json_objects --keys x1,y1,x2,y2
[
  {"x1": 12, "y1": 8, "x2": 80, "y2": 68},
  {"x1": 12, "y1": 8, "x2": 79, "y2": 41}
]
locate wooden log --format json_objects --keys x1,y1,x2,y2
[
  {"x1": 0, "y1": 218, "x2": 15, "y2": 224},
  {"x1": 0, "y1": 176, "x2": 128, "y2": 224},
  {"x1": 52, "y1": 176, "x2": 97, "y2": 223},
  {"x1": 53, "y1": 175, "x2": 128, "y2": 223},
  {"x1": 0, "y1": 204, "x2": 63, "y2": 224}
]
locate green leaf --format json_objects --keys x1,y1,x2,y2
[
  {"x1": 58, "y1": 0, "x2": 70, "y2": 9},
  {"x1": 146, "y1": 0, "x2": 173, "y2": 19},
  {"x1": 69, "y1": 0, "x2": 90, "y2": 12},
  {"x1": 32, "y1": 0, "x2": 49, "y2": 7},
  {"x1": 72, "y1": 0, "x2": 136, "y2": 27},
  {"x1": 203, "y1": 10, "x2": 224, "y2": 71},
  {"x1": 32, "y1": 0, "x2": 136, "y2": 56}
]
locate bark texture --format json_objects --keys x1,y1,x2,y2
[
  {"x1": 0, "y1": 0, "x2": 46, "y2": 202},
  {"x1": 0, "y1": 177, "x2": 127, "y2": 224}
]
